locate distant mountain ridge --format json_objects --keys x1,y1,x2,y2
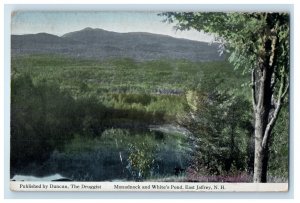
[{"x1": 11, "y1": 27, "x2": 224, "y2": 61}]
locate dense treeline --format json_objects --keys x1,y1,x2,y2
[
  {"x1": 10, "y1": 55, "x2": 288, "y2": 181},
  {"x1": 11, "y1": 74, "x2": 76, "y2": 169}
]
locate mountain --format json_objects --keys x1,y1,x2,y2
[{"x1": 11, "y1": 27, "x2": 224, "y2": 61}]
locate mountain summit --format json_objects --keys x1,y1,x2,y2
[{"x1": 12, "y1": 28, "x2": 224, "y2": 61}]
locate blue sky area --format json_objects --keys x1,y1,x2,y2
[{"x1": 11, "y1": 11, "x2": 214, "y2": 42}]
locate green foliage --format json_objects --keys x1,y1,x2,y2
[
  {"x1": 127, "y1": 142, "x2": 155, "y2": 180},
  {"x1": 179, "y1": 79, "x2": 252, "y2": 175},
  {"x1": 268, "y1": 104, "x2": 289, "y2": 180},
  {"x1": 11, "y1": 55, "x2": 247, "y2": 122},
  {"x1": 11, "y1": 73, "x2": 77, "y2": 169},
  {"x1": 11, "y1": 53, "x2": 287, "y2": 181},
  {"x1": 162, "y1": 12, "x2": 289, "y2": 182}
]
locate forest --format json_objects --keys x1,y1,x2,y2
[{"x1": 11, "y1": 54, "x2": 288, "y2": 182}]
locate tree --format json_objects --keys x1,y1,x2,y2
[
  {"x1": 162, "y1": 12, "x2": 289, "y2": 182},
  {"x1": 10, "y1": 73, "x2": 77, "y2": 173},
  {"x1": 180, "y1": 80, "x2": 251, "y2": 176}
]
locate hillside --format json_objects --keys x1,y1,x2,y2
[{"x1": 11, "y1": 27, "x2": 224, "y2": 61}]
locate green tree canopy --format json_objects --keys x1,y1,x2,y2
[{"x1": 162, "y1": 12, "x2": 289, "y2": 182}]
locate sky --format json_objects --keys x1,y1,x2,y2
[{"x1": 11, "y1": 11, "x2": 215, "y2": 42}]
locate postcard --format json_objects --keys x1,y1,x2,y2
[{"x1": 10, "y1": 10, "x2": 289, "y2": 192}]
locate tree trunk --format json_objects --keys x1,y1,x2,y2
[
  {"x1": 253, "y1": 116, "x2": 270, "y2": 182},
  {"x1": 252, "y1": 64, "x2": 273, "y2": 183},
  {"x1": 253, "y1": 145, "x2": 269, "y2": 182}
]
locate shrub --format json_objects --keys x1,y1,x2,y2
[{"x1": 127, "y1": 142, "x2": 155, "y2": 181}]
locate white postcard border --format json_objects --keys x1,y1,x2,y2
[{"x1": 10, "y1": 182, "x2": 288, "y2": 192}]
